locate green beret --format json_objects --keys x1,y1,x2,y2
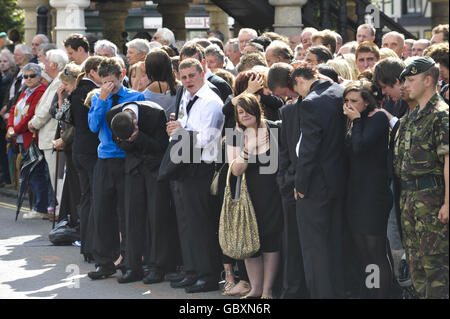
[
  {"x1": 400, "y1": 56, "x2": 436, "y2": 81},
  {"x1": 0, "y1": 32, "x2": 7, "y2": 39}
]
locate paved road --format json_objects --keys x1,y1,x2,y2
[{"x1": 0, "y1": 195, "x2": 234, "y2": 300}]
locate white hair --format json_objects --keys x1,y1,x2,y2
[
  {"x1": 33, "y1": 34, "x2": 50, "y2": 44},
  {"x1": 238, "y1": 28, "x2": 258, "y2": 38},
  {"x1": 14, "y1": 44, "x2": 33, "y2": 57},
  {"x1": 126, "y1": 38, "x2": 151, "y2": 54},
  {"x1": 94, "y1": 39, "x2": 118, "y2": 56},
  {"x1": 154, "y1": 27, "x2": 175, "y2": 46},
  {"x1": 23, "y1": 62, "x2": 42, "y2": 76},
  {"x1": 46, "y1": 49, "x2": 69, "y2": 71},
  {"x1": 149, "y1": 41, "x2": 163, "y2": 49},
  {"x1": 205, "y1": 44, "x2": 225, "y2": 64}
]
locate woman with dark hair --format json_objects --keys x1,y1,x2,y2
[
  {"x1": 225, "y1": 93, "x2": 283, "y2": 299},
  {"x1": 222, "y1": 70, "x2": 284, "y2": 131},
  {"x1": 144, "y1": 48, "x2": 179, "y2": 119},
  {"x1": 343, "y1": 80, "x2": 393, "y2": 298}
]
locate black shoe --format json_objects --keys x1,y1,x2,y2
[
  {"x1": 185, "y1": 279, "x2": 219, "y2": 293},
  {"x1": 143, "y1": 271, "x2": 165, "y2": 284},
  {"x1": 170, "y1": 275, "x2": 198, "y2": 288},
  {"x1": 88, "y1": 263, "x2": 116, "y2": 280},
  {"x1": 115, "y1": 261, "x2": 127, "y2": 275},
  {"x1": 142, "y1": 265, "x2": 151, "y2": 277},
  {"x1": 117, "y1": 269, "x2": 144, "y2": 284},
  {"x1": 165, "y1": 270, "x2": 186, "y2": 282}
]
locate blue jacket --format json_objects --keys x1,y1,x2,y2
[{"x1": 88, "y1": 86, "x2": 145, "y2": 159}]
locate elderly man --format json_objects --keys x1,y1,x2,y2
[
  {"x1": 382, "y1": 31, "x2": 406, "y2": 59},
  {"x1": 356, "y1": 24, "x2": 376, "y2": 44},
  {"x1": 205, "y1": 44, "x2": 225, "y2": 72},
  {"x1": 300, "y1": 27, "x2": 318, "y2": 50},
  {"x1": 238, "y1": 28, "x2": 258, "y2": 53},
  {"x1": 224, "y1": 38, "x2": 240, "y2": 69},
  {"x1": 28, "y1": 49, "x2": 68, "y2": 218},
  {"x1": 30, "y1": 34, "x2": 49, "y2": 64},
  {"x1": 94, "y1": 39, "x2": 118, "y2": 57},
  {"x1": 126, "y1": 38, "x2": 150, "y2": 67},
  {"x1": 265, "y1": 40, "x2": 294, "y2": 66},
  {"x1": 152, "y1": 27, "x2": 176, "y2": 47},
  {"x1": 6, "y1": 44, "x2": 33, "y2": 108},
  {"x1": 412, "y1": 39, "x2": 431, "y2": 57}
]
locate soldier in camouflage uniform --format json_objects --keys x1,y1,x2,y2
[{"x1": 394, "y1": 56, "x2": 449, "y2": 299}]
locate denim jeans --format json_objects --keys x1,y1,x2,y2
[{"x1": 19, "y1": 144, "x2": 48, "y2": 213}]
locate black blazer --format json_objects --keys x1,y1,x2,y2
[
  {"x1": 208, "y1": 74, "x2": 233, "y2": 103},
  {"x1": 295, "y1": 80, "x2": 347, "y2": 199},
  {"x1": 70, "y1": 79, "x2": 99, "y2": 155},
  {"x1": 277, "y1": 98, "x2": 301, "y2": 197},
  {"x1": 106, "y1": 100, "x2": 169, "y2": 173}
]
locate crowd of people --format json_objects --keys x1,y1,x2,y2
[{"x1": 0, "y1": 22, "x2": 448, "y2": 299}]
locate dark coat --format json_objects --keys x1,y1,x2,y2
[
  {"x1": 106, "y1": 100, "x2": 169, "y2": 173},
  {"x1": 277, "y1": 98, "x2": 302, "y2": 197},
  {"x1": 70, "y1": 79, "x2": 100, "y2": 155},
  {"x1": 295, "y1": 80, "x2": 347, "y2": 199}
]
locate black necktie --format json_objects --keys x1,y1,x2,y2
[
  {"x1": 186, "y1": 96, "x2": 199, "y2": 115},
  {"x1": 111, "y1": 94, "x2": 120, "y2": 107}
]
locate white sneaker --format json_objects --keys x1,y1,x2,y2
[{"x1": 22, "y1": 211, "x2": 46, "y2": 219}]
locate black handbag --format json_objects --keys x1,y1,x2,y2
[{"x1": 157, "y1": 129, "x2": 197, "y2": 181}]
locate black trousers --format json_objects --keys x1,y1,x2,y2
[
  {"x1": 296, "y1": 196, "x2": 345, "y2": 299},
  {"x1": 281, "y1": 193, "x2": 308, "y2": 299},
  {"x1": 124, "y1": 163, "x2": 181, "y2": 272},
  {"x1": 91, "y1": 158, "x2": 125, "y2": 265},
  {"x1": 58, "y1": 148, "x2": 81, "y2": 222},
  {"x1": 172, "y1": 164, "x2": 221, "y2": 281},
  {"x1": 72, "y1": 153, "x2": 97, "y2": 257}
]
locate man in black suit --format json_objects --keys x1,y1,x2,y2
[
  {"x1": 179, "y1": 42, "x2": 232, "y2": 103},
  {"x1": 106, "y1": 101, "x2": 181, "y2": 284},
  {"x1": 292, "y1": 64, "x2": 347, "y2": 299},
  {"x1": 267, "y1": 62, "x2": 308, "y2": 298}
]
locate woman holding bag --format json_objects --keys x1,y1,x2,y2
[{"x1": 224, "y1": 93, "x2": 283, "y2": 299}]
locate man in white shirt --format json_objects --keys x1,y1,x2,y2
[{"x1": 166, "y1": 58, "x2": 224, "y2": 294}]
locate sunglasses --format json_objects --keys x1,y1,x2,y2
[{"x1": 24, "y1": 74, "x2": 38, "y2": 79}]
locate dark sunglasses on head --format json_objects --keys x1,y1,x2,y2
[{"x1": 24, "y1": 74, "x2": 38, "y2": 79}]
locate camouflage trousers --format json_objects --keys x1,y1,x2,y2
[{"x1": 400, "y1": 187, "x2": 449, "y2": 299}]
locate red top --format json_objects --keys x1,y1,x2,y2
[{"x1": 7, "y1": 83, "x2": 47, "y2": 150}]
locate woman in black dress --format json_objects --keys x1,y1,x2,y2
[
  {"x1": 343, "y1": 80, "x2": 393, "y2": 298},
  {"x1": 226, "y1": 93, "x2": 283, "y2": 299}
]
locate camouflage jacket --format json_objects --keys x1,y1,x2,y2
[{"x1": 394, "y1": 93, "x2": 449, "y2": 182}]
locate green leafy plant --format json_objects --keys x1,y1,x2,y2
[{"x1": 0, "y1": 0, "x2": 25, "y2": 40}]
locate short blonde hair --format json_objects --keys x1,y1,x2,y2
[
  {"x1": 326, "y1": 59, "x2": 353, "y2": 80},
  {"x1": 341, "y1": 54, "x2": 360, "y2": 80},
  {"x1": 59, "y1": 63, "x2": 82, "y2": 86},
  {"x1": 379, "y1": 47, "x2": 398, "y2": 60}
]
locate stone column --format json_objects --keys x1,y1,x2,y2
[
  {"x1": 429, "y1": 0, "x2": 449, "y2": 27},
  {"x1": 268, "y1": 0, "x2": 308, "y2": 38},
  {"x1": 156, "y1": 0, "x2": 192, "y2": 41},
  {"x1": 97, "y1": 1, "x2": 132, "y2": 54},
  {"x1": 18, "y1": 0, "x2": 50, "y2": 45},
  {"x1": 49, "y1": 0, "x2": 90, "y2": 49},
  {"x1": 204, "y1": 3, "x2": 230, "y2": 43}
]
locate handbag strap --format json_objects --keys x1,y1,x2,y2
[{"x1": 225, "y1": 159, "x2": 246, "y2": 196}]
